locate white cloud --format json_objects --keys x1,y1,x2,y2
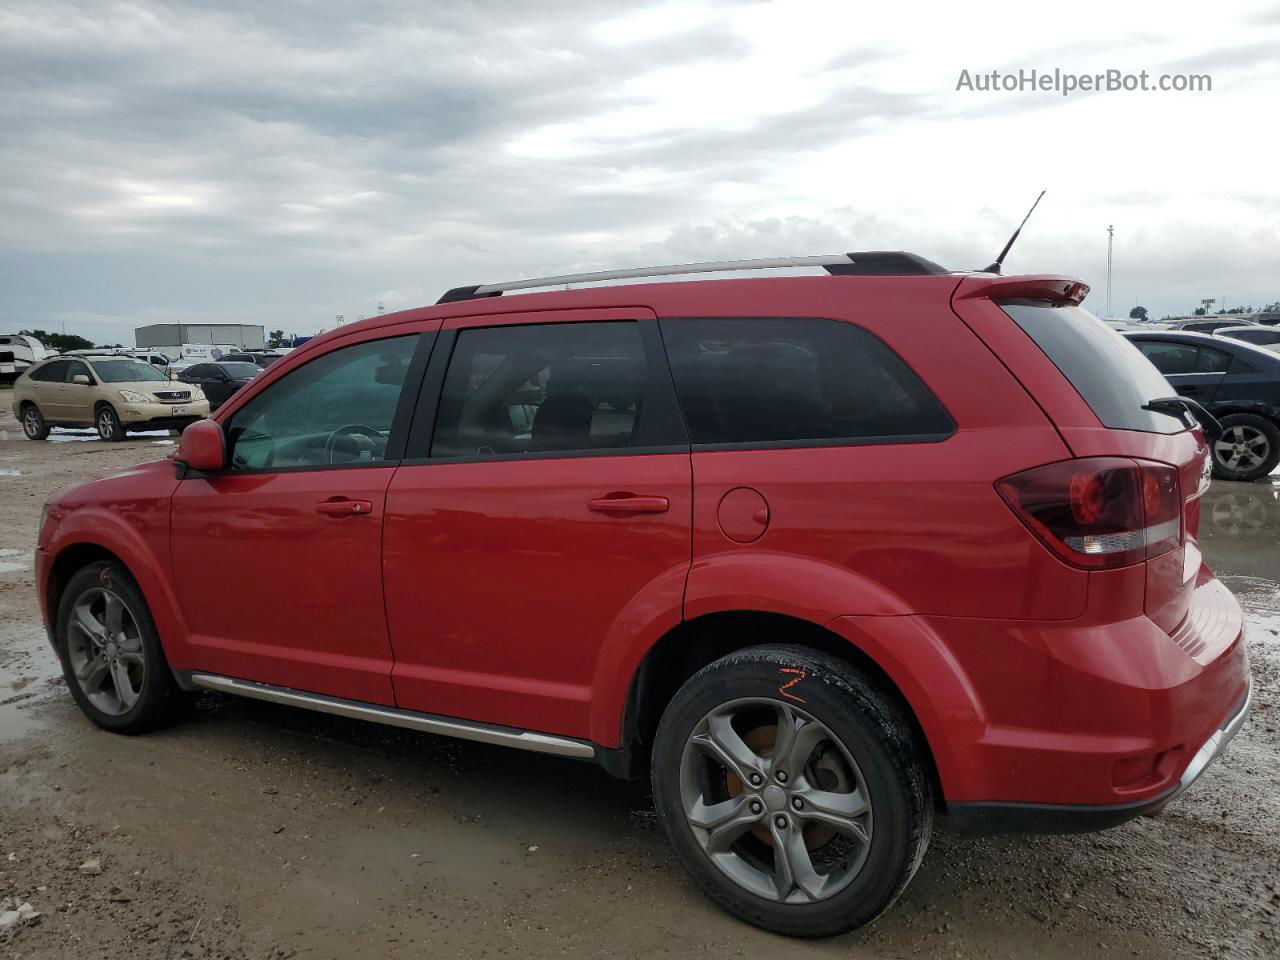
[{"x1": 1, "y1": 0, "x2": 1278, "y2": 345}]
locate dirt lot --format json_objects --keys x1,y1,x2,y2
[{"x1": 1, "y1": 400, "x2": 1277, "y2": 960}]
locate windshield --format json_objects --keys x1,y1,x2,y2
[
  {"x1": 221, "y1": 362, "x2": 261, "y2": 378},
  {"x1": 92, "y1": 359, "x2": 169, "y2": 383}
]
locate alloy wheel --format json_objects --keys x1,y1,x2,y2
[
  {"x1": 1215, "y1": 424, "x2": 1270, "y2": 472},
  {"x1": 65, "y1": 587, "x2": 146, "y2": 715},
  {"x1": 23, "y1": 408, "x2": 40, "y2": 437},
  {"x1": 679, "y1": 698, "x2": 874, "y2": 904}
]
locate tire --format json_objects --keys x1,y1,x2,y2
[
  {"x1": 20, "y1": 402, "x2": 50, "y2": 440},
  {"x1": 1211, "y1": 413, "x2": 1280, "y2": 482},
  {"x1": 651, "y1": 645, "x2": 933, "y2": 937},
  {"x1": 54, "y1": 561, "x2": 184, "y2": 734},
  {"x1": 95, "y1": 404, "x2": 125, "y2": 442}
]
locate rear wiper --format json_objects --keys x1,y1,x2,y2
[{"x1": 1142, "y1": 396, "x2": 1222, "y2": 441}]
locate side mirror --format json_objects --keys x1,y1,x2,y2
[
  {"x1": 174, "y1": 419, "x2": 225, "y2": 473},
  {"x1": 72, "y1": 374, "x2": 91, "y2": 385}
]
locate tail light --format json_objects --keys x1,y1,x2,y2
[{"x1": 997, "y1": 458, "x2": 1181, "y2": 569}]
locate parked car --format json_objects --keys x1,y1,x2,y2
[
  {"x1": 12, "y1": 354, "x2": 209, "y2": 441},
  {"x1": 177, "y1": 361, "x2": 260, "y2": 410},
  {"x1": 61, "y1": 348, "x2": 173, "y2": 372},
  {"x1": 221, "y1": 351, "x2": 284, "y2": 368},
  {"x1": 35, "y1": 254, "x2": 1250, "y2": 937},
  {"x1": 1123, "y1": 330, "x2": 1280, "y2": 481},
  {"x1": 1214, "y1": 325, "x2": 1280, "y2": 354},
  {"x1": 1164, "y1": 318, "x2": 1258, "y2": 334}
]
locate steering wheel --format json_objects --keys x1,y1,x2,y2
[{"x1": 323, "y1": 424, "x2": 386, "y2": 464}]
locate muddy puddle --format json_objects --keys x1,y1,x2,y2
[{"x1": 0, "y1": 623, "x2": 59, "y2": 744}]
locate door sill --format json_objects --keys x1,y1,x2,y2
[{"x1": 187, "y1": 672, "x2": 596, "y2": 759}]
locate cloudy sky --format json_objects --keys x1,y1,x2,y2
[{"x1": 2, "y1": 0, "x2": 1278, "y2": 345}]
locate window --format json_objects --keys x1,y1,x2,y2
[
  {"x1": 224, "y1": 335, "x2": 418, "y2": 470},
  {"x1": 1136, "y1": 340, "x2": 1199, "y2": 375},
  {"x1": 660, "y1": 317, "x2": 953, "y2": 446},
  {"x1": 218, "y1": 362, "x2": 260, "y2": 379},
  {"x1": 431, "y1": 322, "x2": 662, "y2": 458},
  {"x1": 64, "y1": 360, "x2": 92, "y2": 383},
  {"x1": 29, "y1": 360, "x2": 68, "y2": 382},
  {"x1": 184, "y1": 364, "x2": 212, "y2": 379},
  {"x1": 1005, "y1": 304, "x2": 1195, "y2": 435},
  {"x1": 90, "y1": 359, "x2": 167, "y2": 382},
  {"x1": 1196, "y1": 345, "x2": 1233, "y2": 373}
]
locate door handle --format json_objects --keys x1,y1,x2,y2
[
  {"x1": 588, "y1": 494, "x2": 670, "y2": 514},
  {"x1": 316, "y1": 499, "x2": 373, "y2": 516}
]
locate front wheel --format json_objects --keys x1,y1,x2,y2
[
  {"x1": 96, "y1": 404, "x2": 125, "y2": 442},
  {"x1": 1211, "y1": 413, "x2": 1280, "y2": 482},
  {"x1": 55, "y1": 561, "x2": 184, "y2": 733},
  {"x1": 651, "y1": 646, "x2": 933, "y2": 937}
]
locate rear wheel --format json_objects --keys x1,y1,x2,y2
[
  {"x1": 1211, "y1": 413, "x2": 1280, "y2": 482},
  {"x1": 96, "y1": 404, "x2": 125, "y2": 442},
  {"x1": 55, "y1": 561, "x2": 184, "y2": 733},
  {"x1": 651, "y1": 645, "x2": 932, "y2": 937},
  {"x1": 20, "y1": 403, "x2": 50, "y2": 440}
]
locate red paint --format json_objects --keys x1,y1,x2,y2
[{"x1": 35, "y1": 269, "x2": 1249, "y2": 818}]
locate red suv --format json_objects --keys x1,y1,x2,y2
[{"x1": 35, "y1": 253, "x2": 1250, "y2": 937}]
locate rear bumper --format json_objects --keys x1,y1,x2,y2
[
  {"x1": 829, "y1": 564, "x2": 1250, "y2": 821},
  {"x1": 948, "y1": 678, "x2": 1251, "y2": 832}
]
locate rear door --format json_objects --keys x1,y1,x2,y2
[
  {"x1": 26, "y1": 359, "x2": 69, "y2": 417},
  {"x1": 382, "y1": 308, "x2": 691, "y2": 738}
]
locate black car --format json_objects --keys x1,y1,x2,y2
[
  {"x1": 1123, "y1": 330, "x2": 1280, "y2": 481},
  {"x1": 178, "y1": 361, "x2": 260, "y2": 410},
  {"x1": 222, "y1": 351, "x2": 283, "y2": 368}
]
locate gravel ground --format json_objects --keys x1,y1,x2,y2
[{"x1": 1, "y1": 400, "x2": 1278, "y2": 959}]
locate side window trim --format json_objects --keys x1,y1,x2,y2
[
  {"x1": 219, "y1": 331, "x2": 434, "y2": 475},
  {"x1": 400, "y1": 316, "x2": 689, "y2": 464}
]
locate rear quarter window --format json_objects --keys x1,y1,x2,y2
[
  {"x1": 1000, "y1": 302, "x2": 1188, "y2": 434},
  {"x1": 659, "y1": 317, "x2": 954, "y2": 446}
]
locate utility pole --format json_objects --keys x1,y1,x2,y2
[{"x1": 1106, "y1": 225, "x2": 1114, "y2": 320}]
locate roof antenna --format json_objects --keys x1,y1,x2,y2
[{"x1": 982, "y1": 189, "x2": 1046, "y2": 274}]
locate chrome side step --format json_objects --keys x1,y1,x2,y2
[{"x1": 188, "y1": 673, "x2": 596, "y2": 759}]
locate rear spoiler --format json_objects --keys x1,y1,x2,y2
[{"x1": 953, "y1": 275, "x2": 1090, "y2": 306}]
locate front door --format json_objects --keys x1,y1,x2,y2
[
  {"x1": 170, "y1": 327, "x2": 434, "y2": 704},
  {"x1": 383, "y1": 310, "x2": 692, "y2": 738}
]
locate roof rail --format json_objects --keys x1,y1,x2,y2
[{"x1": 436, "y1": 250, "x2": 947, "y2": 304}]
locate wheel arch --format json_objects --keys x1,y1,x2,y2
[
  {"x1": 43, "y1": 517, "x2": 192, "y2": 668},
  {"x1": 603, "y1": 610, "x2": 945, "y2": 810},
  {"x1": 46, "y1": 543, "x2": 122, "y2": 627},
  {"x1": 1206, "y1": 400, "x2": 1280, "y2": 424}
]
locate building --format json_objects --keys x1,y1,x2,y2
[{"x1": 134, "y1": 323, "x2": 266, "y2": 360}]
